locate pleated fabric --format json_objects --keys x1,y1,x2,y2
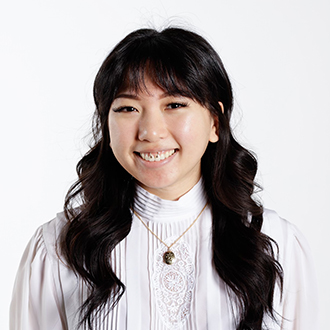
[{"x1": 10, "y1": 180, "x2": 318, "y2": 329}]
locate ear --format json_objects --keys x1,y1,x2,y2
[
  {"x1": 218, "y1": 101, "x2": 224, "y2": 114},
  {"x1": 209, "y1": 102, "x2": 224, "y2": 143},
  {"x1": 209, "y1": 114, "x2": 219, "y2": 143}
]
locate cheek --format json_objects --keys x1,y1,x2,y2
[
  {"x1": 108, "y1": 115, "x2": 125, "y2": 138},
  {"x1": 168, "y1": 118, "x2": 195, "y2": 149},
  {"x1": 176, "y1": 120, "x2": 190, "y2": 138},
  {"x1": 173, "y1": 114, "x2": 197, "y2": 135},
  {"x1": 108, "y1": 123, "x2": 129, "y2": 166},
  {"x1": 108, "y1": 123, "x2": 118, "y2": 142},
  {"x1": 108, "y1": 119, "x2": 124, "y2": 149},
  {"x1": 174, "y1": 114, "x2": 212, "y2": 142}
]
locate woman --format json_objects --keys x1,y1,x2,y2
[{"x1": 10, "y1": 27, "x2": 318, "y2": 330}]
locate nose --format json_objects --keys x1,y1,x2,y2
[{"x1": 138, "y1": 110, "x2": 168, "y2": 142}]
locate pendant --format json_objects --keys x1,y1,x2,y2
[{"x1": 163, "y1": 251, "x2": 175, "y2": 264}]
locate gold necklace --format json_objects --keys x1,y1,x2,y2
[{"x1": 132, "y1": 203, "x2": 208, "y2": 265}]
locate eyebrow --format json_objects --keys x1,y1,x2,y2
[
  {"x1": 114, "y1": 93, "x2": 140, "y2": 100},
  {"x1": 114, "y1": 92, "x2": 187, "y2": 100}
]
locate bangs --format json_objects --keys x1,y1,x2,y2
[
  {"x1": 114, "y1": 40, "x2": 205, "y2": 104},
  {"x1": 95, "y1": 28, "x2": 232, "y2": 116}
]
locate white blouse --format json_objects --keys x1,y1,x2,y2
[{"x1": 10, "y1": 180, "x2": 318, "y2": 329}]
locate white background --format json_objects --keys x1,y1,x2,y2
[{"x1": 1, "y1": 0, "x2": 329, "y2": 329}]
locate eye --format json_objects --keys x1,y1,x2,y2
[
  {"x1": 112, "y1": 106, "x2": 137, "y2": 113},
  {"x1": 166, "y1": 102, "x2": 188, "y2": 110}
]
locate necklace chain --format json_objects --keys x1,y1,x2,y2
[{"x1": 132, "y1": 202, "x2": 208, "y2": 251}]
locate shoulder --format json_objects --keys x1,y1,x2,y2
[
  {"x1": 15, "y1": 211, "x2": 74, "y2": 293},
  {"x1": 261, "y1": 208, "x2": 313, "y2": 271},
  {"x1": 42, "y1": 211, "x2": 67, "y2": 250},
  {"x1": 28, "y1": 212, "x2": 68, "y2": 264},
  {"x1": 261, "y1": 209, "x2": 291, "y2": 240},
  {"x1": 11, "y1": 213, "x2": 79, "y2": 329},
  {"x1": 261, "y1": 208, "x2": 307, "y2": 247}
]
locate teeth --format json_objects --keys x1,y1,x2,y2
[{"x1": 139, "y1": 150, "x2": 176, "y2": 162}]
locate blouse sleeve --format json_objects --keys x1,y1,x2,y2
[
  {"x1": 280, "y1": 222, "x2": 319, "y2": 330},
  {"x1": 263, "y1": 210, "x2": 319, "y2": 330},
  {"x1": 10, "y1": 225, "x2": 69, "y2": 330}
]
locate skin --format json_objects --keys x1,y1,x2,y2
[{"x1": 108, "y1": 79, "x2": 219, "y2": 201}]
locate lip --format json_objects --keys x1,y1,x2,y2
[
  {"x1": 134, "y1": 149, "x2": 178, "y2": 165},
  {"x1": 135, "y1": 148, "x2": 177, "y2": 154}
]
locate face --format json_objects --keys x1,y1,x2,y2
[{"x1": 108, "y1": 79, "x2": 219, "y2": 200}]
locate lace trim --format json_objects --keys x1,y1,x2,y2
[{"x1": 152, "y1": 238, "x2": 195, "y2": 328}]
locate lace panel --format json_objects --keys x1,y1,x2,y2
[{"x1": 152, "y1": 238, "x2": 195, "y2": 329}]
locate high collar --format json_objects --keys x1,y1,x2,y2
[{"x1": 133, "y1": 179, "x2": 208, "y2": 223}]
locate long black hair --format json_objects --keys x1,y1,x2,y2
[{"x1": 60, "y1": 27, "x2": 283, "y2": 330}]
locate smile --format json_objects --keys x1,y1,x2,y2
[{"x1": 137, "y1": 149, "x2": 177, "y2": 162}]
